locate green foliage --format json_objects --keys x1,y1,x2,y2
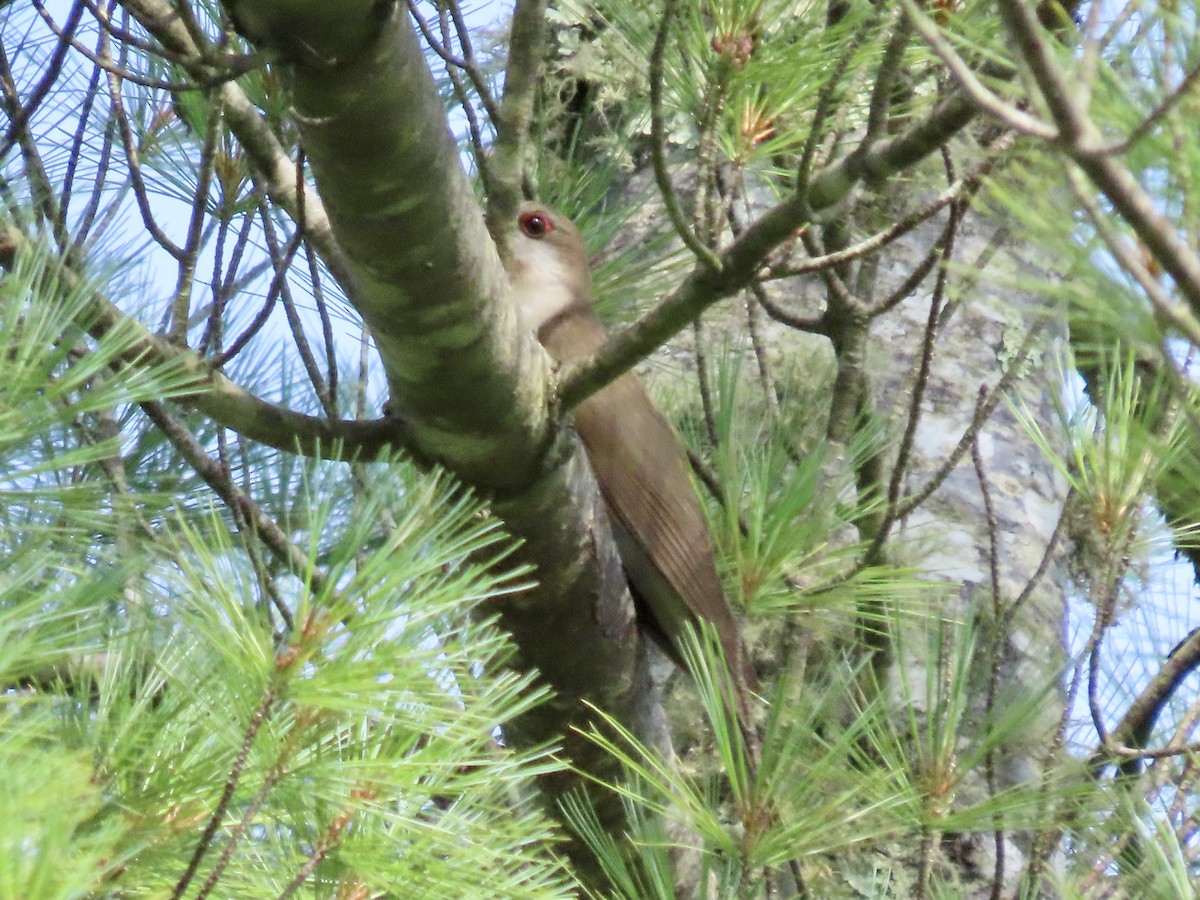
[
  {"x1": 706, "y1": 349, "x2": 863, "y2": 611},
  {"x1": 561, "y1": 617, "x2": 1092, "y2": 898},
  {"x1": 548, "y1": 0, "x2": 900, "y2": 179},
  {"x1": 1011, "y1": 348, "x2": 1188, "y2": 590},
  {"x1": 0, "y1": 251, "x2": 576, "y2": 897},
  {"x1": 6, "y1": 0, "x2": 1200, "y2": 894}
]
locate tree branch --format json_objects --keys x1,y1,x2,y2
[
  {"x1": 486, "y1": 0, "x2": 547, "y2": 258},
  {"x1": 119, "y1": 0, "x2": 358, "y2": 295},
  {"x1": 214, "y1": 5, "x2": 672, "y2": 877},
  {"x1": 0, "y1": 227, "x2": 405, "y2": 463},
  {"x1": 994, "y1": 0, "x2": 1200, "y2": 313},
  {"x1": 559, "y1": 87, "x2": 979, "y2": 409}
]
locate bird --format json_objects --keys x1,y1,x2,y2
[{"x1": 506, "y1": 201, "x2": 757, "y2": 705}]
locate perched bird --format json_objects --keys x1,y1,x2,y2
[{"x1": 507, "y1": 201, "x2": 756, "y2": 701}]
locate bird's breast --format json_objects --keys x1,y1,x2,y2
[{"x1": 510, "y1": 241, "x2": 586, "y2": 331}]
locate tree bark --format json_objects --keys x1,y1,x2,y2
[{"x1": 219, "y1": 0, "x2": 673, "y2": 873}]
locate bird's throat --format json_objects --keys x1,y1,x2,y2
[{"x1": 511, "y1": 240, "x2": 588, "y2": 331}]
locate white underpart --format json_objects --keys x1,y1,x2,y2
[{"x1": 511, "y1": 239, "x2": 576, "y2": 330}]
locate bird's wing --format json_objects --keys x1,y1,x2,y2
[{"x1": 540, "y1": 310, "x2": 753, "y2": 687}]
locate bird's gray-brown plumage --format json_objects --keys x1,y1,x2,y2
[{"x1": 507, "y1": 202, "x2": 756, "y2": 698}]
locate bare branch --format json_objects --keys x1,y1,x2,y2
[
  {"x1": 859, "y1": 11, "x2": 912, "y2": 153},
  {"x1": 171, "y1": 687, "x2": 277, "y2": 899},
  {"x1": 650, "y1": 0, "x2": 722, "y2": 270},
  {"x1": 486, "y1": 0, "x2": 547, "y2": 256},
  {"x1": 996, "y1": 0, "x2": 1200, "y2": 313},
  {"x1": 2, "y1": 0, "x2": 84, "y2": 159},
  {"x1": 797, "y1": 7, "x2": 883, "y2": 191},
  {"x1": 901, "y1": 0, "x2": 1057, "y2": 140},
  {"x1": 560, "y1": 89, "x2": 982, "y2": 408},
  {"x1": 119, "y1": 0, "x2": 358, "y2": 295},
  {"x1": 0, "y1": 227, "x2": 409, "y2": 463}
]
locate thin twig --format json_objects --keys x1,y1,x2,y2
[
  {"x1": 1084, "y1": 542, "x2": 1135, "y2": 747},
  {"x1": 214, "y1": 243, "x2": 294, "y2": 366},
  {"x1": 193, "y1": 753, "x2": 290, "y2": 900},
  {"x1": 171, "y1": 687, "x2": 278, "y2": 899},
  {"x1": 86, "y1": 0, "x2": 197, "y2": 61},
  {"x1": 797, "y1": 8, "x2": 883, "y2": 192},
  {"x1": 34, "y1": 0, "x2": 257, "y2": 92},
  {"x1": 306, "y1": 238, "x2": 340, "y2": 419},
  {"x1": 0, "y1": 233, "x2": 407, "y2": 463},
  {"x1": 199, "y1": 207, "x2": 256, "y2": 357},
  {"x1": 753, "y1": 281, "x2": 825, "y2": 334},
  {"x1": 259, "y1": 204, "x2": 334, "y2": 416},
  {"x1": 859, "y1": 12, "x2": 912, "y2": 156},
  {"x1": 901, "y1": 0, "x2": 1056, "y2": 140},
  {"x1": 1090, "y1": 623, "x2": 1200, "y2": 772},
  {"x1": 650, "y1": 0, "x2": 722, "y2": 270},
  {"x1": 438, "y1": 16, "x2": 490, "y2": 191},
  {"x1": 971, "y1": 429, "x2": 1006, "y2": 900},
  {"x1": 558, "y1": 88, "x2": 983, "y2": 408},
  {"x1": 170, "y1": 97, "x2": 221, "y2": 344},
  {"x1": 862, "y1": 216, "x2": 953, "y2": 319},
  {"x1": 997, "y1": 0, "x2": 1200, "y2": 311},
  {"x1": 60, "y1": 19, "x2": 107, "y2": 225},
  {"x1": 485, "y1": 0, "x2": 547, "y2": 249},
  {"x1": 139, "y1": 400, "x2": 330, "y2": 596},
  {"x1": 862, "y1": 178, "x2": 959, "y2": 563},
  {"x1": 894, "y1": 323, "x2": 1044, "y2": 521},
  {"x1": 2, "y1": 0, "x2": 83, "y2": 159},
  {"x1": 800, "y1": 226, "x2": 867, "y2": 318},
  {"x1": 99, "y1": 24, "x2": 185, "y2": 260},
  {"x1": 120, "y1": 0, "x2": 358, "y2": 296},
  {"x1": 275, "y1": 792, "x2": 371, "y2": 900},
  {"x1": 693, "y1": 319, "x2": 719, "y2": 448},
  {"x1": 71, "y1": 31, "x2": 119, "y2": 252},
  {"x1": 745, "y1": 285, "x2": 781, "y2": 410},
  {"x1": 444, "y1": 0, "x2": 501, "y2": 124},
  {"x1": 1066, "y1": 166, "x2": 1200, "y2": 350},
  {"x1": 0, "y1": 34, "x2": 67, "y2": 243},
  {"x1": 770, "y1": 138, "x2": 1013, "y2": 282}
]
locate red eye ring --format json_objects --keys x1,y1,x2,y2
[{"x1": 518, "y1": 211, "x2": 554, "y2": 239}]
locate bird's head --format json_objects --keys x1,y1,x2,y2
[{"x1": 507, "y1": 202, "x2": 591, "y2": 331}]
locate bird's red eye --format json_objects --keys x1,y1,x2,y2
[{"x1": 518, "y1": 211, "x2": 553, "y2": 239}]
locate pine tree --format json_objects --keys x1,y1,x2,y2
[{"x1": 1, "y1": 1, "x2": 1199, "y2": 896}]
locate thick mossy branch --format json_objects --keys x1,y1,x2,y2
[{"x1": 214, "y1": 5, "x2": 672, "y2": 880}]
